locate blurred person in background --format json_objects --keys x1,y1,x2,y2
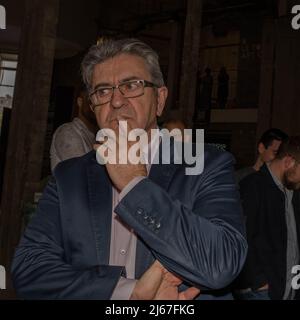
[{"x1": 50, "y1": 86, "x2": 98, "y2": 171}]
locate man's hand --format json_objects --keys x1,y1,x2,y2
[
  {"x1": 94, "y1": 121, "x2": 147, "y2": 192},
  {"x1": 258, "y1": 284, "x2": 269, "y2": 291},
  {"x1": 154, "y1": 270, "x2": 200, "y2": 300},
  {"x1": 105, "y1": 162, "x2": 146, "y2": 192},
  {"x1": 130, "y1": 260, "x2": 165, "y2": 300},
  {"x1": 130, "y1": 260, "x2": 200, "y2": 300}
]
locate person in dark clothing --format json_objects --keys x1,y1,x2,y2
[
  {"x1": 11, "y1": 38, "x2": 247, "y2": 300},
  {"x1": 193, "y1": 68, "x2": 213, "y2": 123},
  {"x1": 235, "y1": 128, "x2": 288, "y2": 184},
  {"x1": 235, "y1": 136, "x2": 300, "y2": 300}
]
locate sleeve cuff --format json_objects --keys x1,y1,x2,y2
[
  {"x1": 119, "y1": 176, "x2": 147, "y2": 201},
  {"x1": 110, "y1": 277, "x2": 137, "y2": 300}
]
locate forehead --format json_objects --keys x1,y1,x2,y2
[{"x1": 92, "y1": 53, "x2": 150, "y2": 85}]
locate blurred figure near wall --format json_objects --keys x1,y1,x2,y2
[{"x1": 50, "y1": 86, "x2": 98, "y2": 171}]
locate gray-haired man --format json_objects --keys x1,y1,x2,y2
[{"x1": 12, "y1": 38, "x2": 247, "y2": 300}]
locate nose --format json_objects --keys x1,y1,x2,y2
[{"x1": 110, "y1": 87, "x2": 127, "y2": 109}]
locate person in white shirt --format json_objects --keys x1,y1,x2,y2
[{"x1": 50, "y1": 88, "x2": 98, "y2": 171}]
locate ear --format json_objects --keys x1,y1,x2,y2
[
  {"x1": 258, "y1": 142, "x2": 265, "y2": 155},
  {"x1": 156, "y1": 86, "x2": 168, "y2": 117}
]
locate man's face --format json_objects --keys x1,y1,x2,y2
[
  {"x1": 91, "y1": 53, "x2": 168, "y2": 134},
  {"x1": 260, "y1": 139, "x2": 282, "y2": 163},
  {"x1": 283, "y1": 161, "x2": 300, "y2": 190}
]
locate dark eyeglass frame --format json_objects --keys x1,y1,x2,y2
[{"x1": 89, "y1": 79, "x2": 158, "y2": 111}]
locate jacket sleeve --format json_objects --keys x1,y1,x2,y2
[
  {"x1": 115, "y1": 152, "x2": 248, "y2": 290},
  {"x1": 239, "y1": 177, "x2": 268, "y2": 288},
  {"x1": 11, "y1": 177, "x2": 123, "y2": 299}
]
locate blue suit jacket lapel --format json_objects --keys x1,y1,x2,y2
[{"x1": 87, "y1": 156, "x2": 112, "y2": 265}]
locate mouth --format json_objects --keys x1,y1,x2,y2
[
  {"x1": 109, "y1": 116, "x2": 133, "y2": 127},
  {"x1": 110, "y1": 115, "x2": 131, "y2": 121}
]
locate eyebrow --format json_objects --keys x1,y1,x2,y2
[
  {"x1": 93, "y1": 82, "x2": 112, "y2": 90},
  {"x1": 120, "y1": 76, "x2": 141, "y2": 82},
  {"x1": 93, "y1": 76, "x2": 142, "y2": 90}
]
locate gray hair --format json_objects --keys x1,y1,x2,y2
[{"x1": 81, "y1": 38, "x2": 165, "y2": 92}]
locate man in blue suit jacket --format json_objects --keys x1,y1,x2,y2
[{"x1": 11, "y1": 38, "x2": 247, "y2": 300}]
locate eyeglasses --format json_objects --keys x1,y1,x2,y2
[{"x1": 89, "y1": 79, "x2": 158, "y2": 111}]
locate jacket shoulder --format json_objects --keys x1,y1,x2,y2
[
  {"x1": 53, "y1": 150, "x2": 95, "y2": 179},
  {"x1": 239, "y1": 169, "x2": 266, "y2": 191},
  {"x1": 204, "y1": 144, "x2": 236, "y2": 167}
]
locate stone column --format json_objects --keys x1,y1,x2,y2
[
  {"x1": 257, "y1": 9, "x2": 300, "y2": 139},
  {"x1": 0, "y1": 0, "x2": 60, "y2": 287},
  {"x1": 178, "y1": 0, "x2": 203, "y2": 127},
  {"x1": 165, "y1": 21, "x2": 183, "y2": 116},
  {"x1": 270, "y1": 16, "x2": 300, "y2": 135},
  {"x1": 256, "y1": 18, "x2": 276, "y2": 140}
]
